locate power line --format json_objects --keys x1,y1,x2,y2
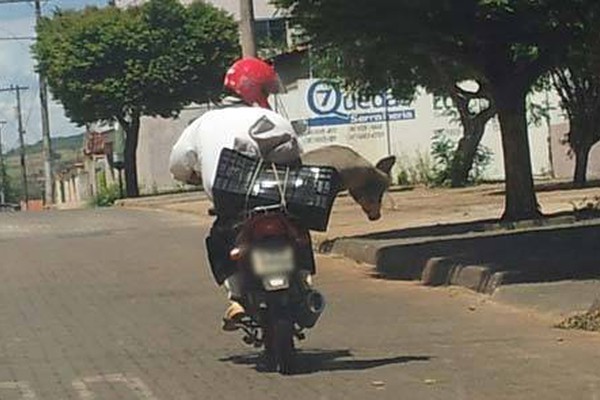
[
  {"x1": 0, "y1": 0, "x2": 47, "y2": 4},
  {"x1": 0, "y1": 26, "x2": 35, "y2": 45},
  {"x1": 0, "y1": 36, "x2": 36, "y2": 41},
  {"x1": 24, "y1": 85, "x2": 40, "y2": 129}
]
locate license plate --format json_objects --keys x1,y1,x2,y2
[
  {"x1": 262, "y1": 275, "x2": 290, "y2": 291},
  {"x1": 251, "y1": 247, "x2": 295, "y2": 277}
]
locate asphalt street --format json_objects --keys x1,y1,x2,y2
[{"x1": 0, "y1": 208, "x2": 599, "y2": 399}]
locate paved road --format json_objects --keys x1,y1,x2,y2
[{"x1": 0, "y1": 208, "x2": 599, "y2": 400}]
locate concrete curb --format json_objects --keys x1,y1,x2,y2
[
  {"x1": 450, "y1": 265, "x2": 492, "y2": 293},
  {"x1": 421, "y1": 257, "x2": 456, "y2": 286},
  {"x1": 321, "y1": 218, "x2": 600, "y2": 299}
]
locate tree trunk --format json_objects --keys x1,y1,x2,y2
[
  {"x1": 494, "y1": 87, "x2": 541, "y2": 221},
  {"x1": 446, "y1": 82, "x2": 496, "y2": 188},
  {"x1": 449, "y1": 120, "x2": 487, "y2": 187},
  {"x1": 573, "y1": 145, "x2": 591, "y2": 187},
  {"x1": 120, "y1": 114, "x2": 140, "y2": 198}
]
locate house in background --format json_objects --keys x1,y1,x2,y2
[{"x1": 54, "y1": 126, "x2": 119, "y2": 207}]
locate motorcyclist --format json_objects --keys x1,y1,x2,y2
[{"x1": 169, "y1": 57, "x2": 309, "y2": 331}]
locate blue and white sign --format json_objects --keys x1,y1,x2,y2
[{"x1": 306, "y1": 80, "x2": 416, "y2": 127}]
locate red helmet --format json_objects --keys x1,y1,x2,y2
[{"x1": 223, "y1": 57, "x2": 283, "y2": 109}]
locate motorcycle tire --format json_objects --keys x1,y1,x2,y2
[{"x1": 264, "y1": 318, "x2": 295, "y2": 375}]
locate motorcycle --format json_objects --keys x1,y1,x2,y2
[
  {"x1": 210, "y1": 144, "x2": 338, "y2": 375},
  {"x1": 227, "y1": 204, "x2": 326, "y2": 375}
]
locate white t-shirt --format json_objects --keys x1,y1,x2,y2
[{"x1": 169, "y1": 106, "x2": 302, "y2": 199}]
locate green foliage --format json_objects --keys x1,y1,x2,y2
[
  {"x1": 430, "y1": 130, "x2": 493, "y2": 186},
  {"x1": 0, "y1": 162, "x2": 18, "y2": 203},
  {"x1": 90, "y1": 170, "x2": 120, "y2": 207},
  {"x1": 257, "y1": 36, "x2": 289, "y2": 61},
  {"x1": 275, "y1": 0, "x2": 595, "y2": 96},
  {"x1": 91, "y1": 183, "x2": 121, "y2": 207},
  {"x1": 33, "y1": 0, "x2": 240, "y2": 125},
  {"x1": 430, "y1": 132, "x2": 456, "y2": 186}
]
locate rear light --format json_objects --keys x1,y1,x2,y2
[
  {"x1": 229, "y1": 247, "x2": 243, "y2": 261},
  {"x1": 251, "y1": 215, "x2": 288, "y2": 239}
]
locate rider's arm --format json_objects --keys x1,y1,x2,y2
[{"x1": 169, "y1": 118, "x2": 203, "y2": 185}]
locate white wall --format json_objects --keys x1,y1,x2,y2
[
  {"x1": 276, "y1": 79, "x2": 563, "y2": 181},
  {"x1": 136, "y1": 105, "x2": 209, "y2": 193}
]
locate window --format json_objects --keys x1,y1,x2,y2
[{"x1": 255, "y1": 18, "x2": 288, "y2": 50}]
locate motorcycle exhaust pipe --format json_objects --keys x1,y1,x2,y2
[
  {"x1": 306, "y1": 290, "x2": 326, "y2": 314},
  {"x1": 297, "y1": 290, "x2": 326, "y2": 329}
]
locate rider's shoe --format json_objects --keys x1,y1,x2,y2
[{"x1": 222, "y1": 301, "x2": 246, "y2": 332}]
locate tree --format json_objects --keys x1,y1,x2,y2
[
  {"x1": 551, "y1": 19, "x2": 600, "y2": 187},
  {"x1": 276, "y1": 0, "x2": 599, "y2": 220},
  {"x1": 552, "y1": 68, "x2": 600, "y2": 186},
  {"x1": 33, "y1": 0, "x2": 240, "y2": 197},
  {"x1": 0, "y1": 161, "x2": 17, "y2": 204},
  {"x1": 430, "y1": 67, "x2": 498, "y2": 187}
]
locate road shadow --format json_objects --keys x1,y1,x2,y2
[{"x1": 220, "y1": 349, "x2": 431, "y2": 375}]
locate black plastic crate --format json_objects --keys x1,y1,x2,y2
[{"x1": 212, "y1": 148, "x2": 340, "y2": 232}]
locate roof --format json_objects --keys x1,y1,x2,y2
[{"x1": 84, "y1": 131, "x2": 114, "y2": 156}]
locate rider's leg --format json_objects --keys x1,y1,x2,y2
[
  {"x1": 205, "y1": 214, "x2": 247, "y2": 331},
  {"x1": 222, "y1": 273, "x2": 246, "y2": 331},
  {"x1": 206, "y1": 215, "x2": 237, "y2": 285}
]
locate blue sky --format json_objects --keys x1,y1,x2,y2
[{"x1": 0, "y1": 0, "x2": 106, "y2": 150}]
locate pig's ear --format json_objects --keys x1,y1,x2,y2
[{"x1": 376, "y1": 156, "x2": 396, "y2": 176}]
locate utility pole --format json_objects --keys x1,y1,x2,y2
[
  {"x1": 0, "y1": 86, "x2": 29, "y2": 209},
  {"x1": 0, "y1": 120, "x2": 6, "y2": 204},
  {"x1": 34, "y1": 0, "x2": 54, "y2": 205},
  {"x1": 239, "y1": 0, "x2": 257, "y2": 57},
  {"x1": 0, "y1": 0, "x2": 54, "y2": 205}
]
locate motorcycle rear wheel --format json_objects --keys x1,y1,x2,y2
[{"x1": 264, "y1": 318, "x2": 295, "y2": 375}]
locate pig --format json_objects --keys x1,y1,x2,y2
[{"x1": 302, "y1": 145, "x2": 396, "y2": 221}]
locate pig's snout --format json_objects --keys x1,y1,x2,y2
[
  {"x1": 361, "y1": 203, "x2": 382, "y2": 221},
  {"x1": 368, "y1": 213, "x2": 381, "y2": 221}
]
